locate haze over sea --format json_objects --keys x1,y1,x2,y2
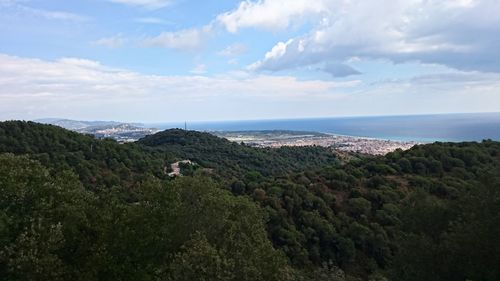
[{"x1": 148, "y1": 113, "x2": 500, "y2": 143}]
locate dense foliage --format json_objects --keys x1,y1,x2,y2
[
  {"x1": 138, "y1": 129, "x2": 339, "y2": 178},
  {"x1": 0, "y1": 121, "x2": 499, "y2": 280},
  {"x1": 0, "y1": 121, "x2": 166, "y2": 189},
  {"x1": 0, "y1": 154, "x2": 291, "y2": 281}
]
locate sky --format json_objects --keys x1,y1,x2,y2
[{"x1": 0, "y1": 0, "x2": 500, "y2": 123}]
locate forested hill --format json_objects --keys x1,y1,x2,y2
[
  {"x1": 0, "y1": 120, "x2": 499, "y2": 281},
  {"x1": 138, "y1": 128, "x2": 339, "y2": 177},
  {"x1": 0, "y1": 121, "x2": 166, "y2": 188}
]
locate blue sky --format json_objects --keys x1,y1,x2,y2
[{"x1": 1, "y1": 0, "x2": 500, "y2": 122}]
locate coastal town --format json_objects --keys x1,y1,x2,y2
[
  {"x1": 214, "y1": 131, "x2": 419, "y2": 155},
  {"x1": 36, "y1": 119, "x2": 160, "y2": 143},
  {"x1": 78, "y1": 123, "x2": 160, "y2": 143}
]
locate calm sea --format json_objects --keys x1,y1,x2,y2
[{"x1": 147, "y1": 113, "x2": 500, "y2": 142}]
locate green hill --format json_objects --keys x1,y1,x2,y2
[{"x1": 138, "y1": 128, "x2": 339, "y2": 178}]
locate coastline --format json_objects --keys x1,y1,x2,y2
[{"x1": 146, "y1": 112, "x2": 500, "y2": 143}]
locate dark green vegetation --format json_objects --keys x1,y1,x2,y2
[
  {"x1": 138, "y1": 129, "x2": 338, "y2": 178},
  {"x1": 0, "y1": 121, "x2": 499, "y2": 281}
]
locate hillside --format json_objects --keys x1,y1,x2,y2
[
  {"x1": 138, "y1": 129, "x2": 339, "y2": 178},
  {"x1": 0, "y1": 121, "x2": 166, "y2": 188},
  {"x1": 0, "y1": 121, "x2": 499, "y2": 281}
]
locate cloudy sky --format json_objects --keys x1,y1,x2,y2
[{"x1": 1, "y1": 0, "x2": 499, "y2": 122}]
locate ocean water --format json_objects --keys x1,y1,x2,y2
[{"x1": 147, "y1": 113, "x2": 500, "y2": 142}]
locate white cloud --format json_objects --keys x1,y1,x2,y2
[
  {"x1": 107, "y1": 0, "x2": 171, "y2": 9},
  {"x1": 26, "y1": 8, "x2": 88, "y2": 21},
  {"x1": 217, "y1": 0, "x2": 328, "y2": 32},
  {"x1": 92, "y1": 34, "x2": 127, "y2": 48},
  {"x1": 217, "y1": 43, "x2": 247, "y2": 57},
  {"x1": 225, "y1": 0, "x2": 500, "y2": 74},
  {"x1": 134, "y1": 17, "x2": 172, "y2": 25},
  {"x1": 56, "y1": 58, "x2": 103, "y2": 69},
  {"x1": 248, "y1": 39, "x2": 293, "y2": 70},
  {"x1": 142, "y1": 25, "x2": 213, "y2": 50}
]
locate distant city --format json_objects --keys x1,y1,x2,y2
[
  {"x1": 213, "y1": 131, "x2": 418, "y2": 155},
  {"x1": 35, "y1": 118, "x2": 160, "y2": 143}
]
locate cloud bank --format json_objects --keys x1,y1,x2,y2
[
  {"x1": 1, "y1": 53, "x2": 499, "y2": 122},
  {"x1": 219, "y1": 0, "x2": 500, "y2": 75},
  {"x1": 0, "y1": 54, "x2": 349, "y2": 121}
]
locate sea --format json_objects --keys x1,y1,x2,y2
[{"x1": 146, "y1": 112, "x2": 500, "y2": 143}]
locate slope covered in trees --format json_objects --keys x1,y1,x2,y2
[
  {"x1": 138, "y1": 128, "x2": 339, "y2": 178},
  {"x1": 0, "y1": 154, "x2": 290, "y2": 281},
  {"x1": 0, "y1": 121, "x2": 499, "y2": 280}
]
